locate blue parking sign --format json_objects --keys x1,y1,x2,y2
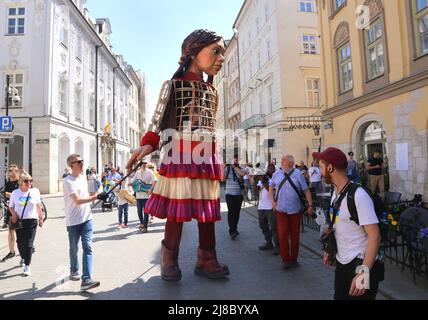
[{"x1": 0, "y1": 116, "x2": 13, "y2": 131}]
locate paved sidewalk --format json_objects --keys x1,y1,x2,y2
[{"x1": 0, "y1": 194, "x2": 426, "y2": 300}]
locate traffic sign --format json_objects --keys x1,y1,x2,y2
[
  {"x1": 0, "y1": 116, "x2": 13, "y2": 132},
  {"x1": 0, "y1": 131, "x2": 14, "y2": 139}
]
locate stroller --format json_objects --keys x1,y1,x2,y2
[{"x1": 101, "y1": 181, "x2": 117, "y2": 212}]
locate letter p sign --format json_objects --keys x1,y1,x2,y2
[{"x1": 0, "y1": 116, "x2": 13, "y2": 131}]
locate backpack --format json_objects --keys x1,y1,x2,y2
[{"x1": 346, "y1": 182, "x2": 387, "y2": 245}]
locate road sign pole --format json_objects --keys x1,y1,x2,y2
[{"x1": 4, "y1": 75, "x2": 10, "y2": 186}]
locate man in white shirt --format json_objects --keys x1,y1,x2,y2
[
  {"x1": 63, "y1": 154, "x2": 108, "y2": 291},
  {"x1": 308, "y1": 160, "x2": 323, "y2": 194},
  {"x1": 313, "y1": 147, "x2": 383, "y2": 300}
]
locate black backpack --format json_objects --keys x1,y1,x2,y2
[{"x1": 346, "y1": 182, "x2": 387, "y2": 244}]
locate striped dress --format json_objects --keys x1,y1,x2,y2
[{"x1": 143, "y1": 72, "x2": 222, "y2": 223}]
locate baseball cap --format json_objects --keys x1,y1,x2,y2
[{"x1": 312, "y1": 147, "x2": 348, "y2": 170}]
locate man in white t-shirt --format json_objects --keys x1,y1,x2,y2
[
  {"x1": 131, "y1": 161, "x2": 158, "y2": 233},
  {"x1": 63, "y1": 154, "x2": 108, "y2": 292},
  {"x1": 308, "y1": 160, "x2": 323, "y2": 194},
  {"x1": 313, "y1": 147, "x2": 383, "y2": 300}
]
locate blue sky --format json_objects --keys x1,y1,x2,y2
[{"x1": 85, "y1": 0, "x2": 245, "y2": 121}]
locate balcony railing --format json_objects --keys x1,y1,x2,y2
[{"x1": 240, "y1": 114, "x2": 266, "y2": 130}]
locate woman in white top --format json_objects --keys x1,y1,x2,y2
[
  {"x1": 256, "y1": 176, "x2": 279, "y2": 255},
  {"x1": 9, "y1": 172, "x2": 44, "y2": 277},
  {"x1": 87, "y1": 168, "x2": 100, "y2": 196}
]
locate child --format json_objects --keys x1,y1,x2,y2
[{"x1": 116, "y1": 180, "x2": 135, "y2": 228}]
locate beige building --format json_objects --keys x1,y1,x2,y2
[
  {"x1": 318, "y1": 0, "x2": 428, "y2": 200},
  {"x1": 233, "y1": 0, "x2": 322, "y2": 167}
]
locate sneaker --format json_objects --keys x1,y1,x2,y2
[
  {"x1": 258, "y1": 243, "x2": 274, "y2": 251},
  {"x1": 19, "y1": 258, "x2": 25, "y2": 267},
  {"x1": 117, "y1": 224, "x2": 122, "y2": 229},
  {"x1": 70, "y1": 271, "x2": 81, "y2": 281},
  {"x1": 230, "y1": 231, "x2": 239, "y2": 240},
  {"x1": 141, "y1": 227, "x2": 148, "y2": 233},
  {"x1": 81, "y1": 279, "x2": 100, "y2": 291},
  {"x1": 23, "y1": 265, "x2": 31, "y2": 277},
  {"x1": 122, "y1": 224, "x2": 128, "y2": 229},
  {"x1": 1, "y1": 251, "x2": 15, "y2": 262},
  {"x1": 283, "y1": 262, "x2": 292, "y2": 270}
]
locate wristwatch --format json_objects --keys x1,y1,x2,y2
[{"x1": 355, "y1": 265, "x2": 370, "y2": 274}]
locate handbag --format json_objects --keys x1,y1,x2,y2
[
  {"x1": 9, "y1": 192, "x2": 31, "y2": 230},
  {"x1": 132, "y1": 179, "x2": 152, "y2": 193},
  {"x1": 320, "y1": 183, "x2": 352, "y2": 265}
]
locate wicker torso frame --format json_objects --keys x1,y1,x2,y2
[{"x1": 173, "y1": 80, "x2": 218, "y2": 134}]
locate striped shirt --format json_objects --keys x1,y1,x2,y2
[{"x1": 224, "y1": 166, "x2": 243, "y2": 196}]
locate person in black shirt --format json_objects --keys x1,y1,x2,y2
[
  {"x1": 366, "y1": 150, "x2": 384, "y2": 200},
  {"x1": 1, "y1": 165, "x2": 20, "y2": 262}
]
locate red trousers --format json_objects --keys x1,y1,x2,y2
[{"x1": 276, "y1": 212, "x2": 302, "y2": 263}]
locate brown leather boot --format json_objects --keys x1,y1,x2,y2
[
  {"x1": 194, "y1": 248, "x2": 230, "y2": 279},
  {"x1": 161, "y1": 240, "x2": 182, "y2": 282}
]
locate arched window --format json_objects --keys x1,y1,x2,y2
[{"x1": 334, "y1": 22, "x2": 353, "y2": 94}]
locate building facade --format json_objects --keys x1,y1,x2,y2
[
  {"x1": 318, "y1": 0, "x2": 428, "y2": 200},
  {"x1": 234, "y1": 0, "x2": 322, "y2": 167},
  {"x1": 0, "y1": 0, "x2": 135, "y2": 193}
]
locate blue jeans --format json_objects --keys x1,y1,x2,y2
[
  {"x1": 67, "y1": 220, "x2": 94, "y2": 281},
  {"x1": 136, "y1": 199, "x2": 149, "y2": 227},
  {"x1": 118, "y1": 203, "x2": 129, "y2": 225}
]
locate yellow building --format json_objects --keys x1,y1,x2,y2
[{"x1": 318, "y1": 0, "x2": 428, "y2": 200}]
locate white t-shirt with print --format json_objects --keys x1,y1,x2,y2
[
  {"x1": 331, "y1": 187, "x2": 379, "y2": 265},
  {"x1": 308, "y1": 167, "x2": 322, "y2": 183},
  {"x1": 257, "y1": 180, "x2": 273, "y2": 210},
  {"x1": 9, "y1": 188, "x2": 42, "y2": 220},
  {"x1": 131, "y1": 170, "x2": 158, "y2": 200},
  {"x1": 63, "y1": 175, "x2": 93, "y2": 227}
]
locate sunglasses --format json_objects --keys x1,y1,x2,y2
[
  {"x1": 23, "y1": 179, "x2": 33, "y2": 184},
  {"x1": 72, "y1": 160, "x2": 84, "y2": 165}
]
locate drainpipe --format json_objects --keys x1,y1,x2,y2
[{"x1": 95, "y1": 45, "x2": 101, "y2": 173}]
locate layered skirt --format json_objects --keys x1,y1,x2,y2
[{"x1": 144, "y1": 136, "x2": 222, "y2": 223}]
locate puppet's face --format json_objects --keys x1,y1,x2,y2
[{"x1": 191, "y1": 40, "x2": 225, "y2": 76}]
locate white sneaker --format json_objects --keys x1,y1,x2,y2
[
  {"x1": 19, "y1": 259, "x2": 25, "y2": 267},
  {"x1": 23, "y1": 265, "x2": 31, "y2": 277}
]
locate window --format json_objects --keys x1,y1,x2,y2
[
  {"x1": 7, "y1": 7, "x2": 25, "y2": 35},
  {"x1": 90, "y1": 50, "x2": 95, "y2": 72},
  {"x1": 59, "y1": 79, "x2": 67, "y2": 114},
  {"x1": 338, "y1": 43, "x2": 353, "y2": 93},
  {"x1": 306, "y1": 78, "x2": 321, "y2": 107},
  {"x1": 266, "y1": 39, "x2": 272, "y2": 60},
  {"x1": 302, "y1": 34, "x2": 318, "y2": 54},
  {"x1": 60, "y1": 24, "x2": 69, "y2": 48},
  {"x1": 365, "y1": 20, "x2": 385, "y2": 79},
  {"x1": 74, "y1": 87, "x2": 82, "y2": 121},
  {"x1": 267, "y1": 84, "x2": 273, "y2": 113},
  {"x1": 89, "y1": 96, "x2": 95, "y2": 127},
  {"x1": 300, "y1": 0, "x2": 316, "y2": 13},
  {"x1": 414, "y1": 0, "x2": 428, "y2": 55},
  {"x1": 264, "y1": 3, "x2": 269, "y2": 22},
  {"x1": 75, "y1": 37, "x2": 82, "y2": 61},
  {"x1": 4, "y1": 73, "x2": 23, "y2": 108},
  {"x1": 334, "y1": 0, "x2": 346, "y2": 11}
]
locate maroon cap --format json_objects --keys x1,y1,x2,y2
[{"x1": 312, "y1": 147, "x2": 348, "y2": 170}]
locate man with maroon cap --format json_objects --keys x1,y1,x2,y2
[{"x1": 313, "y1": 147, "x2": 383, "y2": 300}]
